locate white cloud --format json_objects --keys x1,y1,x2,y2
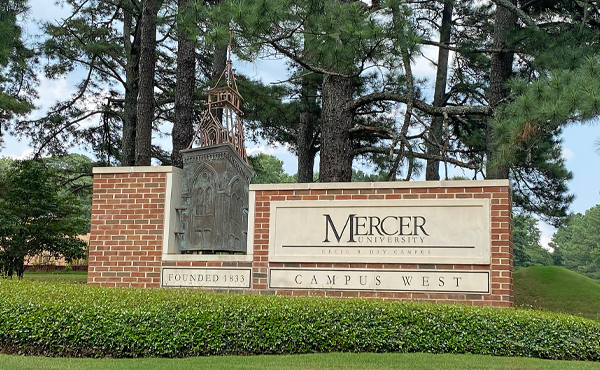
[
  {"x1": 412, "y1": 45, "x2": 437, "y2": 80},
  {"x1": 562, "y1": 147, "x2": 574, "y2": 162},
  {"x1": 34, "y1": 75, "x2": 75, "y2": 113},
  {"x1": 7, "y1": 148, "x2": 34, "y2": 160},
  {"x1": 235, "y1": 57, "x2": 289, "y2": 85},
  {"x1": 246, "y1": 145, "x2": 278, "y2": 155},
  {"x1": 537, "y1": 221, "x2": 556, "y2": 252}
]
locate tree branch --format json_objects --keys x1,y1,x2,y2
[
  {"x1": 421, "y1": 39, "x2": 505, "y2": 54},
  {"x1": 354, "y1": 146, "x2": 479, "y2": 169},
  {"x1": 269, "y1": 42, "x2": 354, "y2": 78},
  {"x1": 491, "y1": 0, "x2": 538, "y2": 29},
  {"x1": 350, "y1": 92, "x2": 492, "y2": 116},
  {"x1": 33, "y1": 110, "x2": 113, "y2": 159}
]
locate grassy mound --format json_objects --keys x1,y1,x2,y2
[
  {"x1": 1, "y1": 280, "x2": 600, "y2": 360},
  {"x1": 514, "y1": 266, "x2": 600, "y2": 321}
]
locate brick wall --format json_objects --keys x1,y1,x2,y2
[
  {"x1": 88, "y1": 167, "x2": 512, "y2": 307},
  {"x1": 88, "y1": 167, "x2": 173, "y2": 287},
  {"x1": 248, "y1": 181, "x2": 512, "y2": 307}
]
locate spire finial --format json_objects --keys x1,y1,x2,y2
[
  {"x1": 186, "y1": 29, "x2": 247, "y2": 162},
  {"x1": 226, "y1": 28, "x2": 233, "y2": 87}
]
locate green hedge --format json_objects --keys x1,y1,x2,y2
[{"x1": 1, "y1": 280, "x2": 599, "y2": 360}]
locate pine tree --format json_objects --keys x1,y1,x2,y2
[
  {"x1": 135, "y1": 0, "x2": 163, "y2": 166},
  {"x1": 26, "y1": 0, "x2": 148, "y2": 162},
  {"x1": 550, "y1": 206, "x2": 600, "y2": 282},
  {"x1": 512, "y1": 214, "x2": 552, "y2": 268},
  {"x1": 419, "y1": 0, "x2": 599, "y2": 223},
  {"x1": 206, "y1": 0, "x2": 489, "y2": 182},
  {"x1": 0, "y1": 0, "x2": 35, "y2": 144},
  {"x1": 122, "y1": 1, "x2": 142, "y2": 166},
  {"x1": 425, "y1": 0, "x2": 454, "y2": 181},
  {"x1": 23, "y1": 0, "x2": 184, "y2": 164},
  {"x1": 172, "y1": 0, "x2": 196, "y2": 168}
]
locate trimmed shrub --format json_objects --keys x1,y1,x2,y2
[{"x1": 1, "y1": 280, "x2": 599, "y2": 359}]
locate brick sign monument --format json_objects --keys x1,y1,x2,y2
[{"x1": 88, "y1": 166, "x2": 512, "y2": 307}]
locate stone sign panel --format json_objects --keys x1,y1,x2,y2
[
  {"x1": 268, "y1": 199, "x2": 491, "y2": 264},
  {"x1": 269, "y1": 269, "x2": 490, "y2": 293},
  {"x1": 161, "y1": 267, "x2": 251, "y2": 288}
]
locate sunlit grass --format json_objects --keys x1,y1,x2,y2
[
  {"x1": 2, "y1": 352, "x2": 600, "y2": 370},
  {"x1": 22, "y1": 270, "x2": 87, "y2": 284},
  {"x1": 514, "y1": 266, "x2": 600, "y2": 321}
]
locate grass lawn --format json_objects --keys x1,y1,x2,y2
[
  {"x1": 1, "y1": 352, "x2": 600, "y2": 370},
  {"x1": 22, "y1": 270, "x2": 87, "y2": 284},
  {"x1": 514, "y1": 266, "x2": 600, "y2": 321}
]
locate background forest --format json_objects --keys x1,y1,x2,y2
[{"x1": 1, "y1": 0, "x2": 600, "y2": 279}]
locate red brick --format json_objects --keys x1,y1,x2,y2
[
  {"x1": 427, "y1": 188, "x2": 446, "y2": 193},
  {"x1": 318, "y1": 195, "x2": 335, "y2": 200},
  {"x1": 483, "y1": 187, "x2": 502, "y2": 193}
]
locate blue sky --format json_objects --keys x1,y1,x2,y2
[{"x1": 6, "y1": 0, "x2": 600, "y2": 248}]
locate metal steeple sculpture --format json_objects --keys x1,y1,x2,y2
[
  {"x1": 187, "y1": 32, "x2": 248, "y2": 162},
  {"x1": 177, "y1": 32, "x2": 252, "y2": 254}
]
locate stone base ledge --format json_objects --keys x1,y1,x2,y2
[
  {"x1": 93, "y1": 166, "x2": 182, "y2": 174},
  {"x1": 250, "y1": 179, "x2": 510, "y2": 191},
  {"x1": 161, "y1": 253, "x2": 254, "y2": 262}
]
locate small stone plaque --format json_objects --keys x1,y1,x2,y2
[
  {"x1": 269, "y1": 268, "x2": 489, "y2": 293},
  {"x1": 162, "y1": 267, "x2": 251, "y2": 288}
]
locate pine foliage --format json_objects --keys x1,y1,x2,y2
[
  {"x1": 512, "y1": 214, "x2": 552, "y2": 268},
  {"x1": 551, "y1": 205, "x2": 600, "y2": 283},
  {"x1": 0, "y1": 0, "x2": 35, "y2": 138}
]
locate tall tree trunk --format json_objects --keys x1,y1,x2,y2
[
  {"x1": 297, "y1": 70, "x2": 319, "y2": 183},
  {"x1": 211, "y1": 0, "x2": 228, "y2": 125},
  {"x1": 212, "y1": 45, "x2": 227, "y2": 82},
  {"x1": 425, "y1": 0, "x2": 453, "y2": 181},
  {"x1": 319, "y1": 74, "x2": 354, "y2": 182},
  {"x1": 122, "y1": 5, "x2": 140, "y2": 166},
  {"x1": 135, "y1": 0, "x2": 161, "y2": 166},
  {"x1": 172, "y1": 0, "x2": 195, "y2": 168},
  {"x1": 16, "y1": 258, "x2": 24, "y2": 279},
  {"x1": 296, "y1": 8, "x2": 320, "y2": 183},
  {"x1": 487, "y1": 0, "x2": 517, "y2": 179},
  {"x1": 296, "y1": 9, "x2": 321, "y2": 183},
  {"x1": 210, "y1": 44, "x2": 227, "y2": 126}
]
